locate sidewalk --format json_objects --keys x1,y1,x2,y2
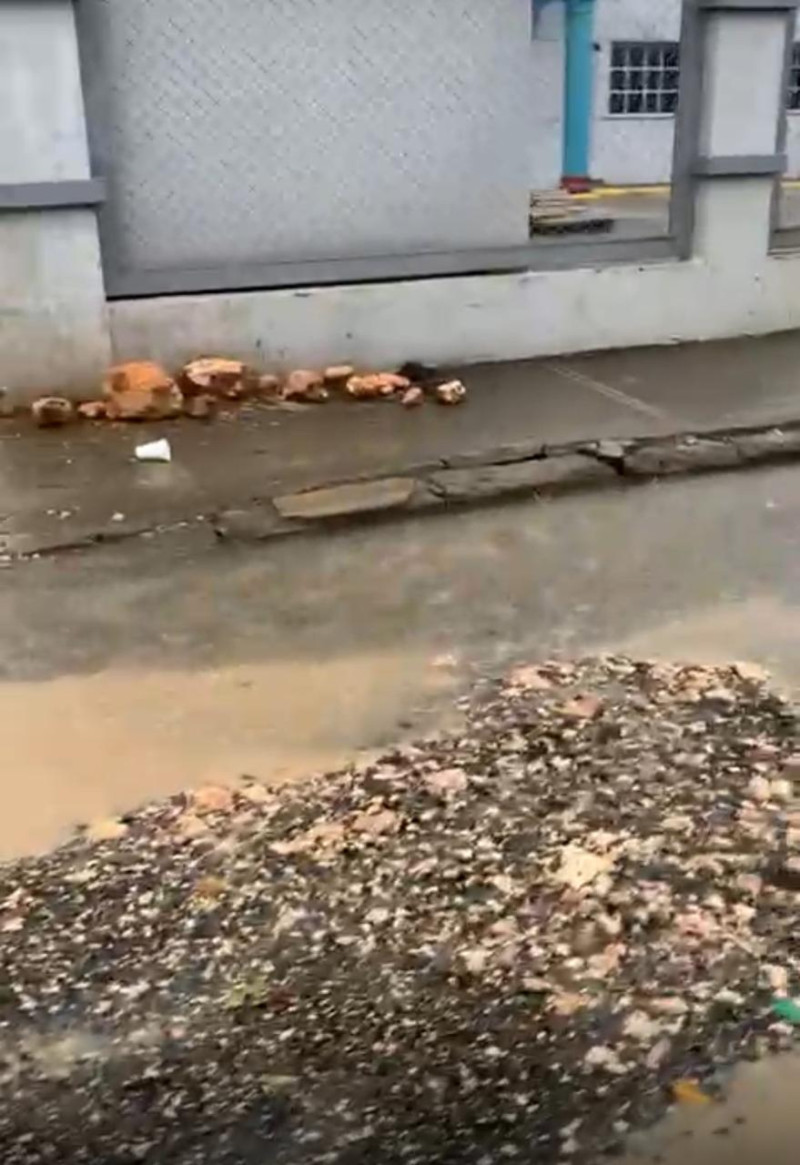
[{"x1": 4, "y1": 330, "x2": 800, "y2": 557}]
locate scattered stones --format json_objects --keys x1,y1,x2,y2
[
  {"x1": 103, "y1": 361, "x2": 183, "y2": 421},
  {"x1": 436, "y1": 379, "x2": 467, "y2": 406},
  {"x1": 2, "y1": 656, "x2": 800, "y2": 1165},
  {"x1": 180, "y1": 357, "x2": 249, "y2": 399},
  {"x1": 31, "y1": 397, "x2": 74, "y2": 428}
]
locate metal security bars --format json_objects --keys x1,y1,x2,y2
[{"x1": 608, "y1": 42, "x2": 681, "y2": 116}]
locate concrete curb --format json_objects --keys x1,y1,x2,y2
[
  {"x1": 211, "y1": 423, "x2": 800, "y2": 546},
  {"x1": 8, "y1": 422, "x2": 800, "y2": 560}
]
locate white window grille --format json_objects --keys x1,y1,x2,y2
[{"x1": 608, "y1": 42, "x2": 680, "y2": 116}]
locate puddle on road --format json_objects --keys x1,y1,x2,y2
[
  {"x1": 614, "y1": 1054, "x2": 800, "y2": 1165},
  {"x1": 0, "y1": 650, "x2": 461, "y2": 860}
]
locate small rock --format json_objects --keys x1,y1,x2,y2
[
  {"x1": 400, "y1": 386, "x2": 425, "y2": 408},
  {"x1": 104, "y1": 362, "x2": 183, "y2": 421},
  {"x1": 770, "y1": 778, "x2": 793, "y2": 802},
  {"x1": 194, "y1": 875, "x2": 227, "y2": 900},
  {"x1": 646, "y1": 1038, "x2": 672, "y2": 1069},
  {"x1": 283, "y1": 370, "x2": 328, "y2": 402},
  {"x1": 552, "y1": 845, "x2": 615, "y2": 890},
  {"x1": 622, "y1": 1010, "x2": 662, "y2": 1042},
  {"x1": 190, "y1": 786, "x2": 235, "y2": 815},
  {"x1": 323, "y1": 365, "x2": 355, "y2": 383},
  {"x1": 762, "y1": 965, "x2": 789, "y2": 995},
  {"x1": 181, "y1": 357, "x2": 249, "y2": 399},
  {"x1": 86, "y1": 818, "x2": 129, "y2": 842},
  {"x1": 435, "y1": 379, "x2": 467, "y2": 406},
  {"x1": 561, "y1": 694, "x2": 604, "y2": 720},
  {"x1": 350, "y1": 808, "x2": 400, "y2": 837},
  {"x1": 550, "y1": 991, "x2": 588, "y2": 1017},
  {"x1": 31, "y1": 397, "x2": 74, "y2": 428},
  {"x1": 746, "y1": 775, "x2": 771, "y2": 803},
  {"x1": 583, "y1": 1045, "x2": 627, "y2": 1074},
  {"x1": 648, "y1": 996, "x2": 688, "y2": 1017},
  {"x1": 77, "y1": 400, "x2": 107, "y2": 420},
  {"x1": 345, "y1": 374, "x2": 407, "y2": 399},
  {"x1": 425, "y1": 768, "x2": 469, "y2": 797},
  {"x1": 174, "y1": 813, "x2": 210, "y2": 841},
  {"x1": 184, "y1": 393, "x2": 216, "y2": 420},
  {"x1": 272, "y1": 820, "x2": 346, "y2": 855}
]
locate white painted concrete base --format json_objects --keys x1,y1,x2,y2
[
  {"x1": 108, "y1": 248, "x2": 800, "y2": 376},
  {"x1": 0, "y1": 210, "x2": 110, "y2": 398}
]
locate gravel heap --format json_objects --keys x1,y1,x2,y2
[{"x1": 1, "y1": 656, "x2": 799, "y2": 1165}]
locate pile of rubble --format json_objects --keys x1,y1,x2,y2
[
  {"x1": 24, "y1": 359, "x2": 467, "y2": 428},
  {"x1": 1, "y1": 657, "x2": 799, "y2": 1163}
]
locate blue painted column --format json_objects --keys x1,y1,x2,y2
[{"x1": 562, "y1": 0, "x2": 597, "y2": 191}]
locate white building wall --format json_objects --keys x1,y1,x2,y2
[
  {"x1": 591, "y1": 0, "x2": 682, "y2": 185},
  {"x1": 530, "y1": 0, "x2": 798, "y2": 189}
]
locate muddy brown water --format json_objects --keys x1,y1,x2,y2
[{"x1": 614, "y1": 1055, "x2": 800, "y2": 1165}]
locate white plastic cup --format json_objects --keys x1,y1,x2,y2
[{"x1": 135, "y1": 438, "x2": 172, "y2": 463}]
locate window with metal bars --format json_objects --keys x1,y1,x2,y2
[
  {"x1": 608, "y1": 41, "x2": 680, "y2": 116},
  {"x1": 788, "y1": 43, "x2": 800, "y2": 110}
]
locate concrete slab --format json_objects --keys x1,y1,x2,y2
[{"x1": 565, "y1": 331, "x2": 800, "y2": 431}]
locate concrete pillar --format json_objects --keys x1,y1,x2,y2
[
  {"x1": 0, "y1": 0, "x2": 110, "y2": 400},
  {"x1": 689, "y1": 0, "x2": 798, "y2": 268}
]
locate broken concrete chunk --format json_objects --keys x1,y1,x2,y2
[
  {"x1": 400, "y1": 386, "x2": 425, "y2": 409},
  {"x1": 31, "y1": 397, "x2": 74, "y2": 428},
  {"x1": 181, "y1": 357, "x2": 249, "y2": 399},
  {"x1": 346, "y1": 373, "x2": 410, "y2": 399},
  {"x1": 283, "y1": 370, "x2": 327, "y2": 402},
  {"x1": 274, "y1": 478, "x2": 415, "y2": 521},
  {"x1": 436, "y1": 379, "x2": 467, "y2": 406},
  {"x1": 104, "y1": 361, "x2": 183, "y2": 421},
  {"x1": 323, "y1": 365, "x2": 355, "y2": 383}
]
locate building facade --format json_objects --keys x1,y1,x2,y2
[{"x1": 531, "y1": 0, "x2": 800, "y2": 188}]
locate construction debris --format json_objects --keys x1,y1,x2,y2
[
  {"x1": 180, "y1": 357, "x2": 250, "y2": 400},
  {"x1": 31, "y1": 397, "x2": 74, "y2": 428},
  {"x1": 1, "y1": 657, "x2": 799, "y2": 1164},
  {"x1": 104, "y1": 361, "x2": 183, "y2": 421},
  {"x1": 436, "y1": 379, "x2": 468, "y2": 406}
]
